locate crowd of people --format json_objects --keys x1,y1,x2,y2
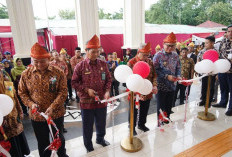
[{"x1": 0, "y1": 24, "x2": 232, "y2": 157}]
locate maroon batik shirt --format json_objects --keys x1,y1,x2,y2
[{"x1": 71, "y1": 58, "x2": 112, "y2": 109}]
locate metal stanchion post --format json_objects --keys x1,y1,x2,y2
[
  {"x1": 120, "y1": 91, "x2": 143, "y2": 152},
  {"x1": 198, "y1": 75, "x2": 216, "y2": 121}
]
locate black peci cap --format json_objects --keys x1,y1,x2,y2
[
  {"x1": 75, "y1": 47, "x2": 81, "y2": 51},
  {"x1": 205, "y1": 36, "x2": 215, "y2": 43}
]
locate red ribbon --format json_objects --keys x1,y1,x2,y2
[
  {"x1": 47, "y1": 117, "x2": 55, "y2": 125},
  {"x1": 135, "y1": 93, "x2": 141, "y2": 96},
  {"x1": 126, "y1": 89, "x2": 141, "y2": 101},
  {"x1": 173, "y1": 77, "x2": 178, "y2": 82},
  {"x1": 48, "y1": 138, "x2": 61, "y2": 151},
  {"x1": 31, "y1": 109, "x2": 61, "y2": 153},
  {"x1": 95, "y1": 96, "x2": 100, "y2": 102},
  {"x1": 31, "y1": 107, "x2": 38, "y2": 114},
  {"x1": 179, "y1": 78, "x2": 193, "y2": 86},
  {"x1": 173, "y1": 77, "x2": 182, "y2": 82},
  {"x1": 158, "y1": 112, "x2": 168, "y2": 122},
  {"x1": 0, "y1": 141, "x2": 11, "y2": 157}
]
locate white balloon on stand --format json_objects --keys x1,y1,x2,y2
[
  {"x1": 214, "y1": 59, "x2": 231, "y2": 73},
  {"x1": 0, "y1": 94, "x2": 14, "y2": 116},
  {"x1": 211, "y1": 63, "x2": 219, "y2": 74},
  {"x1": 195, "y1": 59, "x2": 214, "y2": 74},
  {"x1": 126, "y1": 74, "x2": 144, "y2": 92},
  {"x1": 114, "y1": 65, "x2": 133, "y2": 83},
  {"x1": 139, "y1": 79, "x2": 153, "y2": 95},
  {"x1": 194, "y1": 62, "x2": 204, "y2": 74}
]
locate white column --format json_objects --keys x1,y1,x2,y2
[
  {"x1": 75, "y1": 0, "x2": 100, "y2": 51},
  {"x1": 122, "y1": 0, "x2": 145, "y2": 49},
  {"x1": 6, "y1": 0, "x2": 38, "y2": 58}
]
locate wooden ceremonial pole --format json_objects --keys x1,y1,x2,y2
[
  {"x1": 198, "y1": 75, "x2": 216, "y2": 121},
  {"x1": 121, "y1": 91, "x2": 143, "y2": 152},
  {"x1": 129, "y1": 91, "x2": 134, "y2": 144}
]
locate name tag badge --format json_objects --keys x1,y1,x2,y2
[{"x1": 102, "y1": 72, "x2": 106, "y2": 80}]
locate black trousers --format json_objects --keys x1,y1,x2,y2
[
  {"x1": 156, "y1": 90, "x2": 175, "y2": 119},
  {"x1": 81, "y1": 107, "x2": 107, "y2": 150},
  {"x1": 67, "y1": 79, "x2": 72, "y2": 99},
  {"x1": 128, "y1": 99, "x2": 151, "y2": 128},
  {"x1": 218, "y1": 73, "x2": 232, "y2": 109},
  {"x1": 31, "y1": 117, "x2": 68, "y2": 157},
  {"x1": 200, "y1": 75, "x2": 216, "y2": 106},
  {"x1": 173, "y1": 83, "x2": 187, "y2": 106},
  {"x1": 213, "y1": 79, "x2": 219, "y2": 100},
  {"x1": 110, "y1": 80, "x2": 119, "y2": 96},
  {"x1": 9, "y1": 132, "x2": 30, "y2": 157}
]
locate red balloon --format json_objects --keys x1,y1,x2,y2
[
  {"x1": 203, "y1": 49, "x2": 219, "y2": 62},
  {"x1": 133, "y1": 61, "x2": 150, "y2": 78}
]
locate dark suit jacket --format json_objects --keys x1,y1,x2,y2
[{"x1": 190, "y1": 53, "x2": 197, "y2": 64}]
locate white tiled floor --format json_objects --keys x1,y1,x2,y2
[{"x1": 31, "y1": 101, "x2": 232, "y2": 157}]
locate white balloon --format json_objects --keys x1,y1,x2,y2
[
  {"x1": 126, "y1": 74, "x2": 144, "y2": 92},
  {"x1": 139, "y1": 79, "x2": 153, "y2": 95},
  {"x1": 0, "y1": 94, "x2": 14, "y2": 116},
  {"x1": 194, "y1": 62, "x2": 204, "y2": 74},
  {"x1": 214, "y1": 59, "x2": 231, "y2": 73},
  {"x1": 0, "y1": 112, "x2": 3, "y2": 126},
  {"x1": 195, "y1": 60, "x2": 214, "y2": 74},
  {"x1": 114, "y1": 65, "x2": 133, "y2": 83},
  {"x1": 212, "y1": 63, "x2": 219, "y2": 74}
]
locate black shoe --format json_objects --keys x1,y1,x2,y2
[
  {"x1": 96, "y1": 139, "x2": 110, "y2": 147},
  {"x1": 63, "y1": 128, "x2": 68, "y2": 133},
  {"x1": 198, "y1": 101, "x2": 205, "y2": 106},
  {"x1": 133, "y1": 130, "x2": 137, "y2": 136},
  {"x1": 163, "y1": 121, "x2": 169, "y2": 124},
  {"x1": 225, "y1": 109, "x2": 232, "y2": 116},
  {"x1": 86, "y1": 148, "x2": 94, "y2": 153},
  {"x1": 138, "y1": 125, "x2": 149, "y2": 132},
  {"x1": 212, "y1": 104, "x2": 227, "y2": 108}
]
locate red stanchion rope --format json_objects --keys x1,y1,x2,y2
[{"x1": 32, "y1": 107, "x2": 61, "y2": 155}]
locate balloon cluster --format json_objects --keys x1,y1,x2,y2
[
  {"x1": 194, "y1": 50, "x2": 231, "y2": 74},
  {"x1": 114, "y1": 61, "x2": 153, "y2": 95},
  {"x1": 0, "y1": 94, "x2": 14, "y2": 126}
]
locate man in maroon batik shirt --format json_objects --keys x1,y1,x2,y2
[{"x1": 72, "y1": 35, "x2": 111, "y2": 153}]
